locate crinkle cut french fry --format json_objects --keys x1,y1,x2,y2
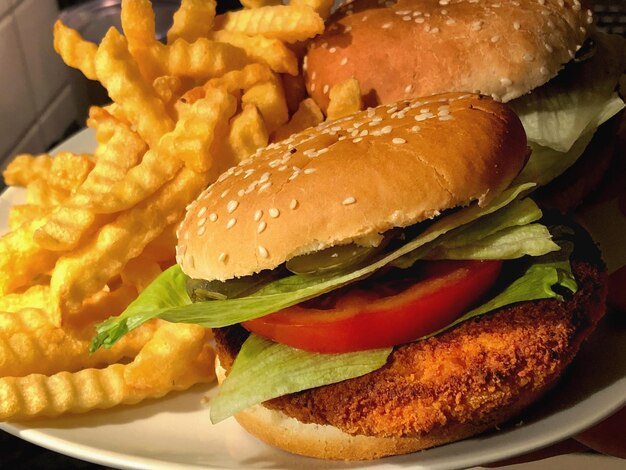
[
  {"x1": 208, "y1": 30, "x2": 298, "y2": 75},
  {"x1": 326, "y1": 78, "x2": 363, "y2": 120},
  {"x1": 120, "y1": 0, "x2": 163, "y2": 81},
  {"x1": 34, "y1": 119, "x2": 145, "y2": 252},
  {"x1": 49, "y1": 167, "x2": 211, "y2": 318},
  {"x1": 213, "y1": 5, "x2": 324, "y2": 43},
  {"x1": 3, "y1": 154, "x2": 53, "y2": 187},
  {"x1": 53, "y1": 20, "x2": 98, "y2": 80},
  {"x1": 158, "y1": 38, "x2": 251, "y2": 82},
  {"x1": 95, "y1": 27, "x2": 174, "y2": 148},
  {"x1": 121, "y1": 255, "x2": 162, "y2": 293},
  {"x1": 0, "y1": 308, "x2": 159, "y2": 377},
  {"x1": 0, "y1": 323, "x2": 214, "y2": 420},
  {"x1": 0, "y1": 285, "x2": 50, "y2": 313},
  {"x1": 167, "y1": 0, "x2": 216, "y2": 43},
  {"x1": 273, "y1": 98, "x2": 324, "y2": 141},
  {"x1": 84, "y1": 88, "x2": 236, "y2": 214},
  {"x1": 8, "y1": 205, "x2": 50, "y2": 232},
  {"x1": 49, "y1": 152, "x2": 95, "y2": 193},
  {"x1": 227, "y1": 104, "x2": 269, "y2": 162},
  {"x1": 240, "y1": 0, "x2": 282, "y2": 8},
  {"x1": 242, "y1": 74, "x2": 289, "y2": 134},
  {"x1": 0, "y1": 219, "x2": 59, "y2": 297},
  {"x1": 141, "y1": 222, "x2": 177, "y2": 263},
  {"x1": 290, "y1": 0, "x2": 334, "y2": 21},
  {"x1": 26, "y1": 180, "x2": 70, "y2": 208}
]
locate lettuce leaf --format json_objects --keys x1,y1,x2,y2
[
  {"x1": 91, "y1": 184, "x2": 536, "y2": 352},
  {"x1": 210, "y1": 336, "x2": 391, "y2": 423},
  {"x1": 209, "y1": 229, "x2": 577, "y2": 422},
  {"x1": 510, "y1": 33, "x2": 626, "y2": 153}
]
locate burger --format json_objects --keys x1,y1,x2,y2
[
  {"x1": 92, "y1": 93, "x2": 607, "y2": 460},
  {"x1": 304, "y1": 0, "x2": 626, "y2": 211}
]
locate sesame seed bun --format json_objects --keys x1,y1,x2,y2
[
  {"x1": 176, "y1": 93, "x2": 528, "y2": 281},
  {"x1": 305, "y1": 0, "x2": 592, "y2": 110}
]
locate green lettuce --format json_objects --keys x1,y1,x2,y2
[
  {"x1": 91, "y1": 184, "x2": 537, "y2": 352},
  {"x1": 210, "y1": 336, "x2": 391, "y2": 423},
  {"x1": 210, "y1": 230, "x2": 577, "y2": 422},
  {"x1": 510, "y1": 33, "x2": 626, "y2": 153}
]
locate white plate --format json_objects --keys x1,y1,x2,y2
[{"x1": 1, "y1": 128, "x2": 625, "y2": 470}]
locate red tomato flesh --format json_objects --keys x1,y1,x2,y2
[{"x1": 243, "y1": 260, "x2": 503, "y2": 353}]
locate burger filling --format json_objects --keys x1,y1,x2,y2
[{"x1": 92, "y1": 184, "x2": 579, "y2": 423}]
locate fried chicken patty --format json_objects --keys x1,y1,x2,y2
[{"x1": 214, "y1": 219, "x2": 607, "y2": 441}]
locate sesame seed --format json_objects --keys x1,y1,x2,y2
[
  {"x1": 259, "y1": 182, "x2": 272, "y2": 192},
  {"x1": 258, "y1": 246, "x2": 269, "y2": 258},
  {"x1": 513, "y1": 21, "x2": 521, "y2": 30},
  {"x1": 197, "y1": 217, "x2": 207, "y2": 227},
  {"x1": 290, "y1": 199, "x2": 298, "y2": 209},
  {"x1": 410, "y1": 125, "x2": 421, "y2": 132},
  {"x1": 269, "y1": 208, "x2": 280, "y2": 218},
  {"x1": 415, "y1": 17, "x2": 424, "y2": 23},
  {"x1": 209, "y1": 213, "x2": 218, "y2": 222},
  {"x1": 424, "y1": 24, "x2": 431, "y2": 32},
  {"x1": 257, "y1": 221, "x2": 266, "y2": 233},
  {"x1": 339, "y1": 57, "x2": 348, "y2": 66},
  {"x1": 381, "y1": 125, "x2": 392, "y2": 134},
  {"x1": 471, "y1": 20, "x2": 483, "y2": 31},
  {"x1": 221, "y1": 189, "x2": 229, "y2": 198},
  {"x1": 544, "y1": 43, "x2": 553, "y2": 53},
  {"x1": 329, "y1": 47, "x2": 336, "y2": 53},
  {"x1": 491, "y1": 35, "x2": 500, "y2": 43},
  {"x1": 359, "y1": 130, "x2": 369, "y2": 136},
  {"x1": 310, "y1": 83, "x2": 316, "y2": 92},
  {"x1": 415, "y1": 113, "x2": 433, "y2": 121},
  {"x1": 438, "y1": 109, "x2": 450, "y2": 116},
  {"x1": 353, "y1": 137, "x2": 363, "y2": 143},
  {"x1": 342, "y1": 196, "x2": 356, "y2": 205},
  {"x1": 382, "y1": 22, "x2": 392, "y2": 29},
  {"x1": 323, "y1": 84, "x2": 330, "y2": 94},
  {"x1": 540, "y1": 66, "x2": 549, "y2": 75},
  {"x1": 446, "y1": 18, "x2": 455, "y2": 25},
  {"x1": 403, "y1": 15, "x2": 411, "y2": 21},
  {"x1": 404, "y1": 84, "x2": 413, "y2": 93},
  {"x1": 218, "y1": 253, "x2": 228, "y2": 263},
  {"x1": 500, "y1": 77, "x2": 513, "y2": 86},
  {"x1": 439, "y1": 0, "x2": 449, "y2": 5},
  {"x1": 439, "y1": 115, "x2": 454, "y2": 121},
  {"x1": 226, "y1": 218, "x2": 237, "y2": 229},
  {"x1": 254, "y1": 210, "x2": 263, "y2": 221},
  {"x1": 392, "y1": 137, "x2": 406, "y2": 144},
  {"x1": 431, "y1": 27, "x2": 439, "y2": 33},
  {"x1": 441, "y1": 9, "x2": 448, "y2": 15},
  {"x1": 197, "y1": 226, "x2": 206, "y2": 236},
  {"x1": 197, "y1": 207, "x2": 207, "y2": 217},
  {"x1": 523, "y1": 53, "x2": 534, "y2": 61},
  {"x1": 304, "y1": 168, "x2": 317, "y2": 174},
  {"x1": 579, "y1": 26, "x2": 586, "y2": 34},
  {"x1": 227, "y1": 200, "x2": 239, "y2": 213}
]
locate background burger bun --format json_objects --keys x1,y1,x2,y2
[
  {"x1": 305, "y1": 0, "x2": 592, "y2": 110},
  {"x1": 177, "y1": 93, "x2": 527, "y2": 282}
]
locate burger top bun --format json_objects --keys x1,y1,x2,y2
[
  {"x1": 305, "y1": 0, "x2": 593, "y2": 110},
  {"x1": 177, "y1": 93, "x2": 527, "y2": 281}
]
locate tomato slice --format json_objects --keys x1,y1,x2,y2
[{"x1": 243, "y1": 260, "x2": 503, "y2": 353}]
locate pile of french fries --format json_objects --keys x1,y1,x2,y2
[{"x1": 0, "y1": 0, "x2": 359, "y2": 421}]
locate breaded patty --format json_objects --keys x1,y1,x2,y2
[{"x1": 214, "y1": 219, "x2": 607, "y2": 441}]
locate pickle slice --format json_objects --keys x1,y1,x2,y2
[
  {"x1": 286, "y1": 243, "x2": 379, "y2": 276},
  {"x1": 187, "y1": 269, "x2": 283, "y2": 301}
]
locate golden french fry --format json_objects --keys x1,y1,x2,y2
[
  {"x1": 0, "y1": 219, "x2": 59, "y2": 296},
  {"x1": 53, "y1": 20, "x2": 98, "y2": 80},
  {"x1": 120, "y1": 0, "x2": 164, "y2": 81},
  {"x1": 76, "y1": 284, "x2": 138, "y2": 326},
  {"x1": 124, "y1": 322, "x2": 210, "y2": 389},
  {"x1": 83, "y1": 88, "x2": 235, "y2": 215},
  {"x1": 326, "y1": 78, "x2": 363, "y2": 120},
  {"x1": 0, "y1": 322, "x2": 213, "y2": 420},
  {"x1": 121, "y1": 255, "x2": 162, "y2": 293},
  {"x1": 95, "y1": 27, "x2": 174, "y2": 148},
  {"x1": 273, "y1": 98, "x2": 324, "y2": 141},
  {"x1": 49, "y1": 167, "x2": 211, "y2": 319},
  {"x1": 26, "y1": 180, "x2": 70, "y2": 208},
  {"x1": 3, "y1": 154, "x2": 53, "y2": 187},
  {"x1": 0, "y1": 286, "x2": 50, "y2": 313},
  {"x1": 227, "y1": 104, "x2": 269, "y2": 162},
  {"x1": 213, "y1": 5, "x2": 324, "y2": 43},
  {"x1": 240, "y1": 0, "x2": 282, "y2": 8},
  {"x1": 152, "y1": 75, "x2": 184, "y2": 105},
  {"x1": 141, "y1": 222, "x2": 177, "y2": 262},
  {"x1": 49, "y1": 152, "x2": 95, "y2": 193},
  {"x1": 167, "y1": 0, "x2": 216, "y2": 43},
  {"x1": 282, "y1": 72, "x2": 307, "y2": 115},
  {"x1": 242, "y1": 74, "x2": 289, "y2": 134},
  {"x1": 34, "y1": 122, "x2": 146, "y2": 252},
  {"x1": 8, "y1": 205, "x2": 50, "y2": 232},
  {"x1": 208, "y1": 30, "x2": 298, "y2": 76},
  {"x1": 290, "y1": 0, "x2": 334, "y2": 21},
  {"x1": 158, "y1": 38, "x2": 251, "y2": 81},
  {"x1": 0, "y1": 308, "x2": 158, "y2": 377}
]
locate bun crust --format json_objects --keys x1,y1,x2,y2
[
  {"x1": 177, "y1": 93, "x2": 527, "y2": 281},
  {"x1": 305, "y1": 0, "x2": 592, "y2": 110}
]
